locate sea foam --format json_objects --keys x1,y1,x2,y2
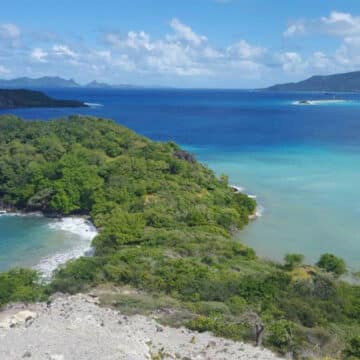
[
  {"x1": 231, "y1": 185, "x2": 263, "y2": 218},
  {"x1": 34, "y1": 217, "x2": 98, "y2": 280},
  {"x1": 84, "y1": 102, "x2": 104, "y2": 107},
  {"x1": 292, "y1": 99, "x2": 349, "y2": 106}
]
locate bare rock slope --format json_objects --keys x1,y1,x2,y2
[{"x1": 0, "y1": 294, "x2": 282, "y2": 360}]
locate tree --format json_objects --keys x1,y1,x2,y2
[
  {"x1": 316, "y1": 253, "x2": 346, "y2": 277},
  {"x1": 284, "y1": 253, "x2": 304, "y2": 270}
]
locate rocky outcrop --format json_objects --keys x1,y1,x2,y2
[{"x1": 0, "y1": 294, "x2": 282, "y2": 360}]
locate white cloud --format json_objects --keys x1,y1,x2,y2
[
  {"x1": 1, "y1": 17, "x2": 335, "y2": 86},
  {"x1": 25, "y1": 18, "x2": 270, "y2": 83},
  {"x1": 227, "y1": 40, "x2": 266, "y2": 60},
  {"x1": 310, "y1": 51, "x2": 333, "y2": 69},
  {"x1": 274, "y1": 50, "x2": 340, "y2": 75},
  {"x1": 30, "y1": 48, "x2": 48, "y2": 62},
  {"x1": 320, "y1": 11, "x2": 360, "y2": 37},
  {"x1": 0, "y1": 65, "x2": 10, "y2": 74},
  {"x1": 0, "y1": 23, "x2": 21, "y2": 39},
  {"x1": 280, "y1": 11, "x2": 360, "y2": 75},
  {"x1": 104, "y1": 23, "x2": 212, "y2": 76},
  {"x1": 112, "y1": 54, "x2": 136, "y2": 71},
  {"x1": 283, "y1": 23, "x2": 305, "y2": 37},
  {"x1": 284, "y1": 11, "x2": 360, "y2": 38},
  {"x1": 202, "y1": 46, "x2": 223, "y2": 59},
  {"x1": 106, "y1": 31, "x2": 154, "y2": 51},
  {"x1": 52, "y1": 44, "x2": 77, "y2": 58},
  {"x1": 276, "y1": 52, "x2": 304, "y2": 73},
  {"x1": 169, "y1": 18, "x2": 207, "y2": 46}
]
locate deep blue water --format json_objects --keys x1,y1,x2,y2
[
  {"x1": 1, "y1": 89, "x2": 360, "y2": 269},
  {"x1": 3, "y1": 88, "x2": 360, "y2": 148}
]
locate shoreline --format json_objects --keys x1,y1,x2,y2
[
  {"x1": 230, "y1": 184, "x2": 264, "y2": 220},
  {"x1": 0, "y1": 209, "x2": 98, "y2": 280},
  {"x1": 292, "y1": 99, "x2": 350, "y2": 106}
]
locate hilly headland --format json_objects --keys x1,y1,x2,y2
[{"x1": 0, "y1": 115, "x2": 359, "y2": 359}]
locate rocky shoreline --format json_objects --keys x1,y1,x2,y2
[
  {"x1": 230, "y1": 185, "x2": 263, "y2": 220},
  {"x1": 0, "y1": 293, "x2": 281, "y2": 360}
]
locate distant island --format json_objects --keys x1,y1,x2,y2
[
  {"x1": 266, "y1": 70, "x2": 360, "y2": 92},
  {"x1": 0, "y1": 76, "x2": 140, "y2": 89},
  {"x1": 0, "y1": 76, "x2": 80, "y2": 89},
  {"x1": 0, "y1": 89, "x2": 87, "y2": 109}
]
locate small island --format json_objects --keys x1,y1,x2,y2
[{"x1": 0, "y1": 89, "x2": 87, "y2": 109}]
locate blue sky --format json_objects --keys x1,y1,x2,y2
[{"x1": 1, "y1": 0, "x2": 360, "y2": 87}]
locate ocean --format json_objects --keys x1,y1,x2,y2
[{"x1": 1, "y1": 88, "x2": 360, "y2": 270}]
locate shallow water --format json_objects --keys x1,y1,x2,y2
[
  {"x1": 1, "y1": 89, "x2": 360, "y2": 269},
  {"x1": 0, "y1": 214, "x2": 96, "y2": 274},
  {"x1": 192, "y1": 145, "x2": 360, "y2": 269}
]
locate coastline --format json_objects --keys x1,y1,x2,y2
[
  {"x1": 34, "y1": 217, "x2": 98, "y2": 280},
  {"x1": 230, "y1": 184, "x2": 264, "y2": 220},
  {"x1": 0, "y1": 209, "x2": 98, "y2": 280}
]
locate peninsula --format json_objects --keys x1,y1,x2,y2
[
  {"x1": 0, "y1": 116, "x2": 359, "y2": 359},
  {"x1": 266, "y1": 70, "x2": 360, "y2": 92},
  {"x1": 0, "y1": 89, "x2": 87, "y2": 109}
]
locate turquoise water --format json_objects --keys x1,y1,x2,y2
[
  {"x1": 0, "y1": 215, "x2": 94, "y2": 272},
  {"x1": 191, "y1": 145, "x2": 360, "y2": 269},
  {"x1": 1, "y1": 89, "x2": 360, "y2": 270}
]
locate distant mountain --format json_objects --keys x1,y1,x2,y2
[
  {"x1": 0, "y1": 76, "x2": 144, "y2": 89},
  {"x1": 266, "y1": 71, "x2": 360, "y2": 92},
  {"x1": 0, "y1": 76, "x2": 81, "y2": 89},
  {"x1": 0, "y1": 89, "x2": 87, "y2": 108},
  {"x1": 85, "y1": 80, "x2": 113, "y2": 89},
  {"x1": 85, "y1": 81, "x2": 142, "y2": 89}
]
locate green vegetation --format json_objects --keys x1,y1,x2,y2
[
  {"x1": 317, "y1": 253, "x2": 347, "y2": 277},
  {"x1": 345, "y1": 336, "x2": 360, "y2": 359},
  {"x1": 0, "y1": 115, "x2": 359, "y2": 359},
  {"x1": 284, "y1": 254, "x2": 304, "y2": 270},
  {"x1": 0, "y1": 268, "x2": 45, "y2": 306},
  {"x1": 0, "y1": 89, "x2": 87, "y2": 109}
]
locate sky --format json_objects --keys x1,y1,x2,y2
[{"x1": 2, "y1": 0, "x2": 360, "y2": 87}]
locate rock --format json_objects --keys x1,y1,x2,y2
[
  {"x1": 156, "y1": 325, "x2": 164, "y2": 332},
  {"x1": 0, "y1": 294, "x2": 282, "y2": 360},
  {"x1": 15, "y1": 311, "x2": 37, "y2": 323},
  {"x1": 49, "y1": 355, "x2": 64, "y2": 360},
  {"x1": 0, "y1": 310, "x2": 37, "y2": 329}
]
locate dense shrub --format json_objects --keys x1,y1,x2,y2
[
  {"x1": 266, "y1": 320, "x2": 295, "y2": 353},
  {"x1": 317, "y1": 253, "x2": 346, "y2": 276},
  {"x1": 344, "y1": 336, "x2": 360, "y2": 359},
  {"x1": 0, "y1": 268, "x2": 45, "y2": 306},
  {"x1": 50, "y1": 257, "x2": 105, "y2": 294},
  {"x1": 284, "y1": 253, "x2": 304, "y2": 270}
]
